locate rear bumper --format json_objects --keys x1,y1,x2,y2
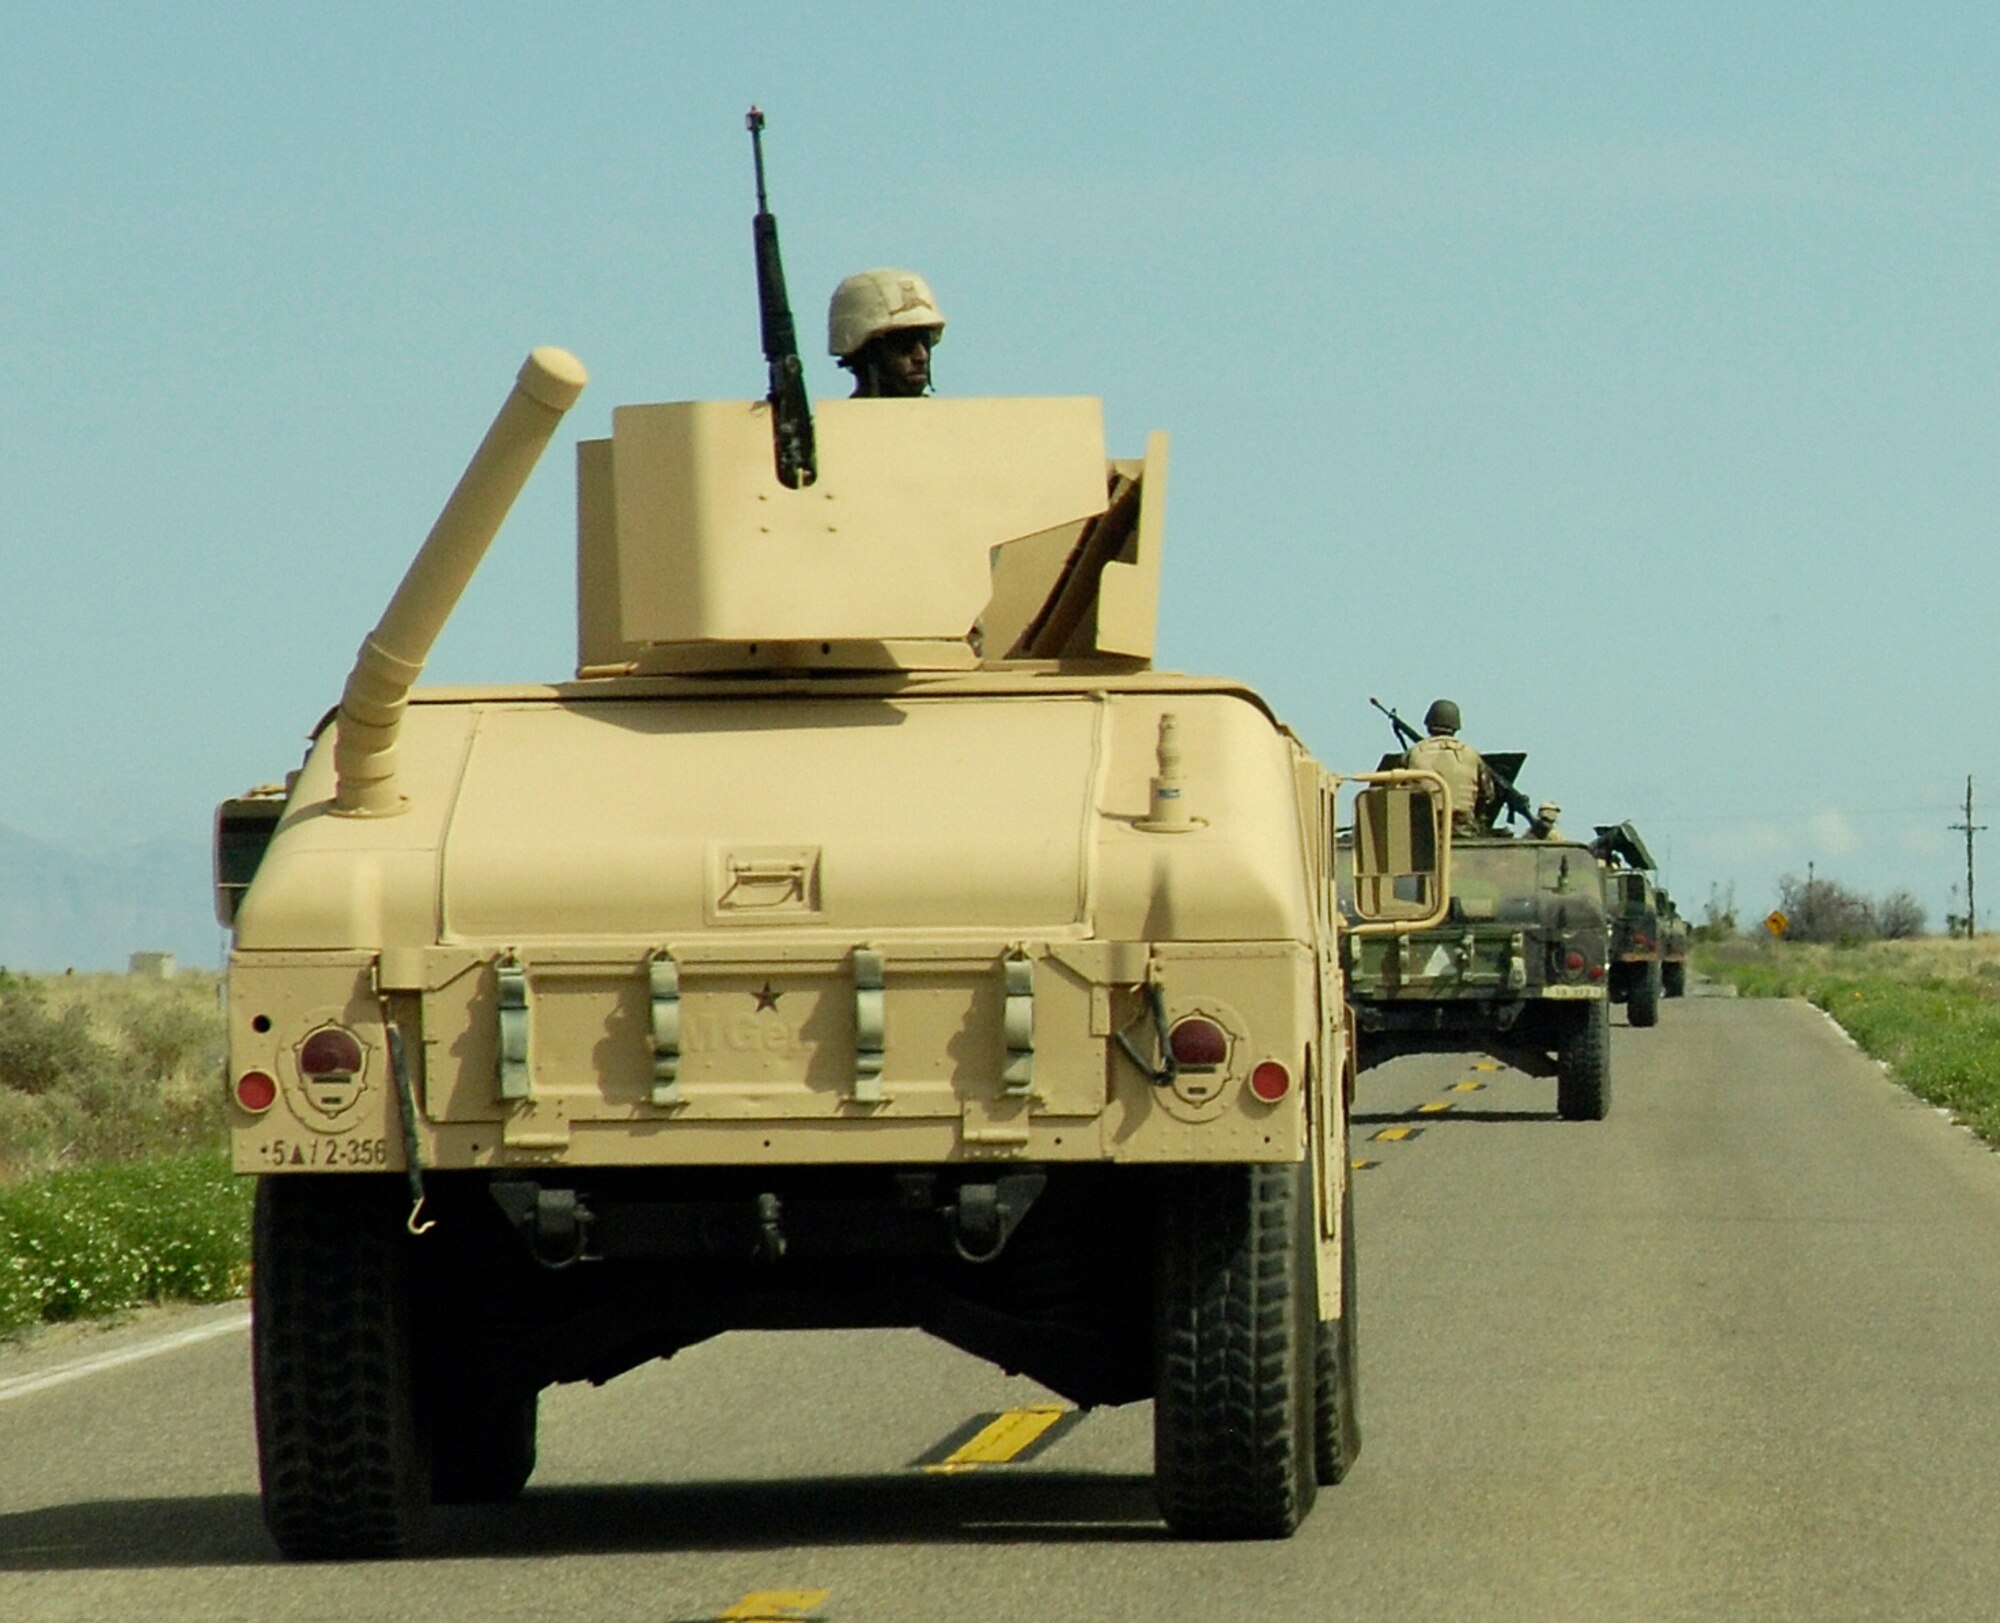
[{"x1": 227, "y1": 937, "x2": 1326, "y2": 1173}]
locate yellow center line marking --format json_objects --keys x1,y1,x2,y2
[
  {"x1": 1417, "y1": 1099, "x2": 1453, "y2": 1114},
  {"x1": 1372, "y1": 1124, "x2": 1417, "y2": 1141},
  {"x1": 1450, "y1": 1080, "x2": 1485, "y2": 1092},
  {"x1": 924, "y1": 1404, "x2": 1069, "y2": 1473},
  {"x1": 720, "y1": 1590, "x2": 830, "y2": 1621},
  {"x1": 1473, "y1": 1061, "x2": 1500, "y2": 1071},
  {"x1": 1351, "y1": 1158, "x2": 1378, "y2": 1170}
]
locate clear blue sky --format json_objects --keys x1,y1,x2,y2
[{"x1": 4, "y1": 3, "x2": 1996, "y2": 931}]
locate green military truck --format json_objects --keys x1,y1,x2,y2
[
  {"x1": 1339, "y1": 812, "x2": 1612, "y2": 1122},
  {"x1": 1658, "y1": 889, "x2": 1691, "y2": 998},
  {"x1": 1596, "y1": 823, "x2": 1663, "y2": 1027}
]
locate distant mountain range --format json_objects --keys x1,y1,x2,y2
[{"x1": 0, "y1": 823, "x2": 221, "y2": 972}]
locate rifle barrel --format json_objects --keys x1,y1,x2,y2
[{"x1": 746, "y1": 106, "x2": 770, "y2": 208}]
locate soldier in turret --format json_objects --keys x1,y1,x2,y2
[
  {"x1": 828, "y1": 268, "x2": 946, "y2": 397},
  {"x1": 1532, "y1": 802, "x2": 1565, "y2": 840},
  {"x1": 1404, "y1": 699, "x2": 1494, "y2": 834}
]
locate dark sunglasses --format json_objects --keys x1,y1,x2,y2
[{"x1": 879, "y1": 326, "x2": 939, "y2": 353}]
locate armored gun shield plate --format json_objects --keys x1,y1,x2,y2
[{"x1": 1593, "y1": 821, "x2": 1657, "y2": 872}]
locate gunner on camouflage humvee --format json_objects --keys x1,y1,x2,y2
[{"x1": 1338, "y1": 699, "x2": 1611, "y2": 1121}]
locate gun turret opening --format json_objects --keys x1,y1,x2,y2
[{"x1": 332, "y1": 346, "x2": 587, "y2": 816}]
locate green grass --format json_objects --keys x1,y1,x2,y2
[
  {"x1": 0, "y1": 970, "x2": 246, "y2": 1336},
  {"x1": 0, "y1": 1150, "x2": 251, "y2": 1337},
  {"x1": 1697, "y1": 937, "x2": 2000, "y2": 1145},
  {"x1": 0, "y1": 969, "x2": 226, "y2": 1183}
]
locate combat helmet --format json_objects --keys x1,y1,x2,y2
[
  {"x1": 828, "y1": 268, "x2": 947, "y2": 358},
  {"x1": 1423, "y1": 698, "x2": 1461, "y2": 734}
]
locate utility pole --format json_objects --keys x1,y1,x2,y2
[{"x1": 1950, "y1": 777, "x2": 1986, "y2": 938}]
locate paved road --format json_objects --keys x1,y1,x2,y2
[{"x1": 5, "y1": 997, "x2": 2000, "y2": 1622}]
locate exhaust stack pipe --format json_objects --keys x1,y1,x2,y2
[{"x1": 332, "y1": 346, "x2": 588, "y2": 816}]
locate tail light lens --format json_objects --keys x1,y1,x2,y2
[
  {"x1": 1248, "y1": 1060, "x2": 1292, "y2": 1104},
  {"x1": 1564, "y1": 950, "x2": 1585, "y2": 972},
  {"x1": 1169, "y1": 1017, "x2": 1229, "y2": 1069},
  {"x1": 235, "y1": 1070, "x2": 278, "y2": 1113},
  {"x1": 299, "y1": 1025, "x2": 364, "y2": 1078}
]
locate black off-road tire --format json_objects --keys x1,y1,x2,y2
[
  {"x1": 1314, "y1": 1183, "x2": 1362, "y2": 1486},
  {"x1": 1556, "y1": 996, "x2": 1612, "y2": 1122},
  {"x1": 254, "y1": 1175, "x2": 430, "y2": 1560},
  {"x1": 430, "y1": 1387, "x2": 538, "y2": 1505},
  {"x1": 1662, "y1": 959, "x2": 1687, "y2": 998},
  {"x1": 1628, "y1": 959, "x2": 1662, "y2": 1027},
  {"x1": 1155, "y1": 1162, "x2": 1319, "y2": 1539}
]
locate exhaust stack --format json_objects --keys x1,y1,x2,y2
[{"x1": 332, "y1": 346, "x2": 588, "y2": 815}]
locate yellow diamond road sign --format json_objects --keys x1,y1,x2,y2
[{"x1": 1764, "y1": 909, "x2": 1789, "y2": 937}]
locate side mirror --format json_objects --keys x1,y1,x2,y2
[{"x1": 1346, "y1": 771, "x2": 1451, "y2": 933}]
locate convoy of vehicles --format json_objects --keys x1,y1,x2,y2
[{"x1": 185, "y1": 114, "x2": 1729, "y2": 1564}]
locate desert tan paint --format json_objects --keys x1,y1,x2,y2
[
  {"x1": 333, "y1": 347, "x2": 587, "y2": 815},
  {"x1": 228, "y1": 350, "x2": 1441, "y2": 1335}
]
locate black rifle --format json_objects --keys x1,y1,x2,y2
[
  {"x1": 1368, "y1": 696, "x2": 1422, "y2": 751},
  {"x1": 746, "y1": 106, "x2": 816, "y2": 489}
]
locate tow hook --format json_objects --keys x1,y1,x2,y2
[
  {"x1": 489, "y1": 1180, "x2": 595, "y2": 1269},
  {"x1": 947, "y1": 1172, "x2": 1048, "y2": 1263},
  {"x1": 753, "y1": 1192, "x2": 787, "y2": 1264}
]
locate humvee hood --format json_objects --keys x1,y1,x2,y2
[
  {"x1": 233, "y1": 685, "x2": 1316, "y2": 950},
  {"x1": 439, "y1": 695, "x2": 1095, "y2": 936}
]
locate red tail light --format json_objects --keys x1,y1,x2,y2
[
  {"x1": 235, "y1": 1070, "x2": 278, "y2": 1113},
  {"x1": 1248, "y1": 1060, "x2": 1292, "y2": 1104},
  {"x1": 299, "y1": 1026, "x2": 364, "y2": 1077},
  {"x1": 1168, "y1": 1017, "x2": 1229, "y2": 1069},
  {"x1": 1564, "y1": 950, "x2": 1585, "y2": 972}
]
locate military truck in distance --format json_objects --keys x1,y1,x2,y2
[
  {"x1": 215, "y1": 348, "x2": 1450, "y2": 1558},
  {"x1": 1596, "y1": 823, "x2": 1663, "y2": 1027},
  {"x1": 1658, "y1": 890, "x2": 1691, "y2": 998},
  {"x1": 1340, "y1": 811, "x2": 1612, "y2": 1121}
]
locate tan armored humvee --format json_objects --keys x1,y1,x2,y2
[{"x1": 216, "y1": 350, "x2": 1447, "y2": 1558}]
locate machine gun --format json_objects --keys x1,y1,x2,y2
[
  {"x1": 1485, "y1": 754, "x2": 1547, "y2": 835},
  {"x1": 1369, "y1": 696, "x2": 1552, "y2": 836},
  {"x1": 746, "y1": 106, "x2": 816, "y2": 489}
]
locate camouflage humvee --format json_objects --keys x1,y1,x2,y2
[
  {"x1": 1596, "y1": 823, "x2": 1663, "y2": 1027},
  {"x1": 1658, "y1": 888, "x2": 1691, "y2": 998},
  {"x1": 1339, "y1": 807, "x2": 1612, "y2": 1122},
  {"x1": 215, "y1": 348, "x2": 1448, "y2": 1558}
]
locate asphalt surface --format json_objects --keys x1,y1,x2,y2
[{"x1": 5, "y1": 995, "x2": 2000, "y2": 1622}]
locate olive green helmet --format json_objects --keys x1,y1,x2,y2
[
  {"x1": 827, "y1": 268, "x2": 947, "y2": 359},
  {"x1": 1423, "y1": 698, "x2": 1461, "y2": 733}
]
